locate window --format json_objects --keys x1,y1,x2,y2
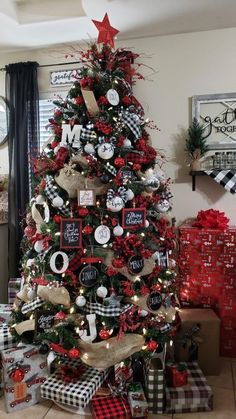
[{"x1": 39, "y1": 92, "x2": 66, "y2": 151}]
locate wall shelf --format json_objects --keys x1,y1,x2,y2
[{"x1": 190, "y1": 170, "x2": 207, "y2": 191}]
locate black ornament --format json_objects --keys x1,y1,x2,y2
[
  {"x1": 100, "y1": 174, "x2": 110, "y2": 184},
  {"x1": 79, "y1": 264, "x2": 99, "y2": 287},
  {"x1": 128, "y1": 255, "x2": 144, "y2": 274},
  {"x1": 39, "y1": 343, "x2": 50, "y2": 355},
  {"x1": 147, "y1": 291, "x2": 162, "y2": 311}
]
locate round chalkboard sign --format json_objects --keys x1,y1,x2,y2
[
  {"x1": 147, "y1": 292, "x2": 162, "y2": 311},
  {"x1": 128, "y1": 255, "x2": 144, "y2": 274},
  {"x1": 79, "y1": 265, "x2": 99, "y2": 288}
]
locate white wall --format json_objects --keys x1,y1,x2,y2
[{"x1": 0, "y1": 27, "x2": 236, "y2": 225}]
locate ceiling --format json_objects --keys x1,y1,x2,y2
[{"x1": 0, "y1": 0, "x2": 236, "y2": 52}]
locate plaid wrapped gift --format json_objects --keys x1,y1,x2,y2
[
  {"x1": 0, "y1": 325, "x2": 16, "y2": 351},
  {"x1": 8, "y1": 278, "x2": 22, "y2": 304},
  {"x1": 91, "y1": 395, "x2": 131, "y2": 419},
  {"x1": 41, "y1": 359, "x2": 109, "y2": 409},
  {"x1": 0, "y1": 305, "x2": 13, "y2": 325},
  {"x1": 165, "y1": 362, "x2": 213, "y2": 414},
  {"x1": 144, "y1": 346, "x2": 166, "y2": 414},
  {"x1": 1, "y1": 344, "x2": 48, "y2": 413}
]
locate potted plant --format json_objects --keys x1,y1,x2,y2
[{"x1": 185, "y1": 118, "x2": 209, "y2": 171}]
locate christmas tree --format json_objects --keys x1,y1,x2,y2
[{"x1": 10, "y1": 15, "x2": 178, "y2": 370}]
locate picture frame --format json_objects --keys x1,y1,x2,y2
[
  {"x1": 60, "y1": 218, "x2": 82, "y2": 249},
  {"x1": 192, "y1": 92, "x2": 236, "y2": 150},
  {"x1": 78, "y1": 189, "x2": 95, "y2": 206},
  {"x1": 50, "y1": 68, "x2": 80, "y2": 87},
  {"x1": 122, "y1": 208, "x2": 146, "y2": 229}
]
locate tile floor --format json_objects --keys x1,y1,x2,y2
[{"x1": 0, "y1": 357, "x2": 235, "y2": 418}]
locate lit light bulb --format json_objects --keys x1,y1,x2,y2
[
  {"x1": 143, "y1": 328, "x2": 147, "y2": 335},
  {"x1": 69, "y1": 306, "x2": 75, "y2": 314}
]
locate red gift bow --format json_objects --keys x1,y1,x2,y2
[{"x1": 192, "y1": 209, "x2": 229, "y2": 230}]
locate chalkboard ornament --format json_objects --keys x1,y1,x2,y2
[
  {"x1": 122, "y1": 207, "x2": 146, "y2": 229},
  {"x1": 128, "y1": 255, "x2": 144, "y2": 274},
  {"x1": 60, "y1": 218, "x2": 82, "y2": 249},
  {"x1": 35, "y1": 309, "x2": 55, "y2": 337},
  {"x1": 126, "y1": 294, "x2": 166, "y2": 316},
  {"x1": 147, "y1": 291, "x2": 162, "y2": 311},
  {"x1": 79, "y1": 264, "x2": 99, "y2": 287}
]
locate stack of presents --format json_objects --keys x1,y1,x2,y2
[{"x1": 1, "y1": 210, "x2": 233, "y2": 416}]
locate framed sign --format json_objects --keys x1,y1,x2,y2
[
  {"x1": 122, "y1": 208, "x2": 146, "y2": 229},
  {"x1": 60, "y1": 218, "x2": 82, "y2": 249},
  {"x1": 192, "y1": 92, "x2": 236, "y2": 150},
  {"x1": 156, "y1": 248, "x2": 169, "y2": 268},
  {"x1": 78, "y1": 189, "x2": 95, "y2": 206},
  {"x1": 147, "y1": 291, "x2": 162, "y2": 311},
  {"x1": 50, "y1": 69, "x2": 80, "y2": 86},
  {"x1": 35, "y1": 310, "x2": 55, "y2": 336},
  {"x1": 79, "y1": 265, "x2": 99, "y2": 288}
]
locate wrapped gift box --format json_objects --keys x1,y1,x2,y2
[
  {"x1": 0, "y1": 304, "x2": 13, "y2": 324},
  {"x1": 0, "y1": 324, "x2": 16, "y2": 351},
  {"x1": 91, "y1": 395, "x2": 131, "y2": 419},
  {"x1": 174, "y1": 308, "x2": 220, "y2": 375},
  {"x1": 1, "y1": 344, "x2": 48, "y2": 412},
  {"x1": 144, "y1": 347, "x2": 166, "y2": 414},
  {"x1": 8, "y1": 278, "x2": 22, "y2": 304},
  {"x1": 127, "y1": 382, "x2": 148, "y2": 417},
  {"x1": 166, "y1": 363, "x2": 188, "y2": 387},
  {"x1": 41, "y1": 359, "x2": 109, "y2": 409},
  {"x1": 165, "y1": 362, "x2": 213, "y2": 414}
]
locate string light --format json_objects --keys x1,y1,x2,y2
[
  {"x1": 106, "y1": 343, "x2": 110, "y2": 349},
  {"x1": 55, "y1": 232, "x2": 61, "y2": 236},
  {"x1": 132, "y1": 295, "x2": 139, "y2": 302},
  {"x1": 143, "y1": 327, "x2": 147, "y2": 335},
  {"x1": 69, "y1": 306, "x2": 75, "y2": 314},
  {"x1": 84, "y1": 353, "x2": 88, "y2": 360},
  {"x1": 46, "y1": 228, "x2": 51, "y2": 233}
]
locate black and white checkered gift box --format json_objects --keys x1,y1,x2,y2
[
  {"x1": 165, "y1": 362, "x2": 213, "y2": 414},
  {"x1": 41, "y1": 359, "x2": 109, "y2": 409},
  {"x1": 0, "y1": 325, "x2": 16, "y2": 351},
  {"x1": 144, "y1": 347, "x2": 166, "y2": 414}
]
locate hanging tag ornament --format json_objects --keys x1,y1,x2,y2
[
  {"x1": 106, "y1": 89, "x2": 119, "y2": 106},
  {"x1": 79, "y1": 264, "x2": 99, "y2": 287},
  {"x1": 94, "y1": 225, "x2": 111, "y2": 244}
]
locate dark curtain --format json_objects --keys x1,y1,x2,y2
[{"x1": 5, "y1": 61, "x2": 39, "y2": 278}]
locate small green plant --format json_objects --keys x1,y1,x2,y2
[{"x1": 185, "y1": 118, "x2": 209, "y2": 159}]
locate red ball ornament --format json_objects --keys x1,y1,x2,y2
[
  {"x1": 99, "y1": 328, "x2": 110, "y2": 340},
  {"x1": 10, "y1": 368, "x2": 25, "y2": 383},
  {"x1": 55, "y1": 311, "x2": 66, "y2": 321},
  {"x1": 53, "y1": 215, "x2": 61, "y2": 223},
  {"x1": 112, "y1": 258, "x2": 125, "y2": 268},
  {"x1": 78, "y1": 208, "x2": 89, "y2": 217},
  {"x1": 147, "y1": 340, "x2": 158, "y2": 351},
  {"x1": 68, "y1": 348, "x2": 81, "y2": 359},
  {"x1": 114, "y1": 157, "x2": 125, "y2": 167},
  {"x1": 24, "y1": 225, "x2": 36, "y2": 238},
  {"x1": 83, "y1": 225, "x2": 93, "y2": 235}
]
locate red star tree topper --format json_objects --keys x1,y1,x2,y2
[{"x1": 92, "y1": 13, "x2": 119, "y2": 48}]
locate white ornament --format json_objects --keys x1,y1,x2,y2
[
  {"x1": 113, "y1": 225, "x2": 124, "y2": 236},
  {"x1": 75, "y1": 295, "x2": 86, "y2": 307},
  {"x1": 34, "y1": 240, "x2": 44, "y2": 253},
  {"x1": 52, "y1": 196, "x2": 64, "y2": 208},
  {"x1": 123, "y1": 138, "x2": 132, "y2": 148},
  {"x1": 97, "y1": 143, "x2": 114, "y2": 160},
  {"x1": 140, "y1": 309, "x2": 148, "y2": 317},
  {"x1": 94, "y1": 225, "x2": 111, "y2": 244},
  {"x1": 107, "y1": 196, "x2": 124, "y2": 212},
  {"x1": 78, "y1": 313, "x2": 97, "y2": 342},
  {"x1": 26, "y1": 258, "x2": 35, "y2": 267},
  {"x1": 106, "y1": 89, "x2": 120, "y2": 106},
  {"x1": 126, "y1": 189, "x2": 134, "y2": 201},
  {"x1": 27, "y1": 288, "x2": 36, "y2": 300},
  {"x1": 145, "y1": 219, "x2": 150, "y2": 227},
  {"x1": 156, "y1": 199, "x2": 170, "y2": 213},
  {"x1": 84, "y1": 143, "x2": 95, "y2": 154},
  {"x1": 35, "y1": 195, "x2": 45, "y2": 205},
  {"x1": 97, "y1": 286, "x2": 108, "y2": 298},
  {"x1": 49, "y1": 251, "x2": 69, "y2": 274}
]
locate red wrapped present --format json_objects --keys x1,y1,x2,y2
[
  {"x1": 91, "y1": 395, "x2": 131, "y2": 418},
  {"x1": 167, "y1": 363, "x2": 188, "y2": 387}
]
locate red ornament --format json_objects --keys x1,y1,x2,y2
[
  {"x1": 55, "y1": 311, "x2": 66, "y2": 321},
  {"x1": 114, "y1": 157, "x2": 125, "y2": 167},
  {"x1": 99, "y1": 328, "x2": 110, "y2": 340},
  {"x1": 112, "y1": 258, "x2": 125, "y2": 268},
  {"x1": 10, "y1": 368, "x2": 25, "y2": 383},
  {"x1": 92, "y1": 13, "x2": 119, "y2": 49},
  {"x1": 51, "y1": 140, "x2": 59, "y2": 149},
  {"x1": 107, "y1": 266, "x2": 117, "y2": 277},
  {"x1": 68, "y1": 348, "x2": 81, "y2": 359},
  {"x1": 24, "y1": 225, "x2": 35, "y2": 238},
  {"x1": 53, "y1": 215, "x2": 61, "y2": 223},
  {"x1": 83, "y1": 225, "x2": 93, "y2": 235},
  {"x1": 147, "y1": 340, "x2": 158, "y2": 352},
  {"x1": 78, "y1": 207, "x2": 89, "y2": 217}
]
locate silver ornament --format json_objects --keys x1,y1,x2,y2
[
  {"x1": 84, "y1": 143, "x2": 95, "y2": 154},
  {"x1": 113, "y1": 225, "x2": 124, "y2": 236},
  {"x1": 96, "y1": 286, "x2": 108, "y2": 298},
  {"x1": 126, "y1": 189, "x2": 134, "y2": 201},
  {"x1": 52, "y1": 196, "x2": 64, "y2": 208},
  {"x1": 97, "y1": 143, "x2": 114, "y2": 160},
  {"x1": 75, "y1": 295, "x2": 86, "y2": 307}
]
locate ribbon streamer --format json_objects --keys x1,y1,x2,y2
[{"x1": 106, "y1": 186, "x2": 128, "y2": 206}]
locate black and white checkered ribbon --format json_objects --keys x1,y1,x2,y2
[
  {"x1": 80, "y1": 123, "x2": 97, "y2": 142},
  {"x1": 85, "y1": 301, "x2": 132, "y2": 317},
  {"x1": 21, "y1": 297, "x2": 44, "y2": 314},
  {"x1": 161, "y1": 190, "x2": 173, "y2": 200},
  {"x1": 204, "y1": 169, "x2": 236, "y2": 194},
  {"x1": 0, "y1": 325, "x2": 16, "y2": 350},
  {"x1": 160, "y1": 323, "x2": 171, "y2": 333},
  {"x1": 106, "y1": 186, "x2": 128, "y2": 207},
  {"x1": 105, "y1": 162, "x2": 117, "y2": 176},
  {"x1": 45, "y1": 175, "x2": 70, "y2": 216},
  {"x1": 121, "y1": 111, "x2": 142, "y2": 139}
]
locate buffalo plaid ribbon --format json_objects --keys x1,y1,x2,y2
[
  {"x1": 121, "y1": 111, "x2": 142, "y2": 139},
  {"x1": 165, "y1": 362, "x2": 213, "y2": 414},
  {"x1": 45, "y1": 175, "x2": 70, "y2": 216},
  {"x1": 85, "y1": 301, "x2": 132, "y2": 317},
  {"x1": 0, "y1": 325, "x2": 16, "y2": 351},
  {"x1": 92, "y1": 395, "x2": 131, "y2": 418},
  {"x1": 204, "y1": 170, "x2": 236, "y2": 193},
  {"x1": 21, "y1": 297, "x2": 44, "y2": 314},
  {"x1": 69, "y1": 251, "x2": 83, "y2": 271},
  {"x1": 80, "y1": 123, "x2": 97, "y2": 142},
  {"x1": 54, "y1": 147, "x2": 69, "y2": 169}
]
